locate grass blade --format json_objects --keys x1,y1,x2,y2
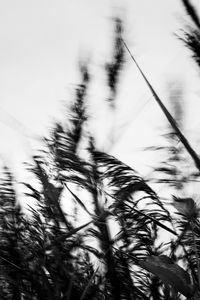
[{"x1": 122, "y1": 39, "x2": 200, "y2": 173}]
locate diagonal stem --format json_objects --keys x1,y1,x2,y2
[{"x1": 122, "y1": 39, "x2": 200, "y2": 173}]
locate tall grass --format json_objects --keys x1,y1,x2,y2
[{"x1": 0, "y1": 3, "x2": 200, "y2": 299}]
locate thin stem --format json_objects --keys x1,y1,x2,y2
[{"x1": 122, "y1": 39, "x2": 200, "y2": 174}]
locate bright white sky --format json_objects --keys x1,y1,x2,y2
[{"x1": 0, "y1": 0, "x2": 199, "y2": 193}]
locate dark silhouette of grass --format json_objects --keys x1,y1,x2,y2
[{"x1": 0, "y1": 7, "x2": 200, "y2": 299}]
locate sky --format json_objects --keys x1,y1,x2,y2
[{"x1": 0, "y1": 0, "x2": 200, "y2": 197}]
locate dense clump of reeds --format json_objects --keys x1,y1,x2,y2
[{"x1": 0, "y1": 2, "x2": 200, "y2": 299}]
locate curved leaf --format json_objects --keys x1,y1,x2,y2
[{"x1": 139, "y1": 255, "x2": 194, "y2": 297}]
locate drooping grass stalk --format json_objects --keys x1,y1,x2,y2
[
  {"x1": 103, "y1": 189, "x2": 177, "y2": 236},
  {"x1": 122, "y1": 39, "x2": 200, "y2": 173}
]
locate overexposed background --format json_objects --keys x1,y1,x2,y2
[{"x1": 0, "y1": 0, "x2": 199, "y2": 200}]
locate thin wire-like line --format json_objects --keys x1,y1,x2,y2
[
  {"x1": 0, "y1": 255, "x2": 22, "y2": 270},
  {"x1": 0, "y1": 104, "x2": 43, "y2": 159},
  {"x1": 108, "y1": 44, "x2": 184, "y2": 151},
  {"x1": 109, "y1": 96, "x2": 152, "y2": 150}
]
